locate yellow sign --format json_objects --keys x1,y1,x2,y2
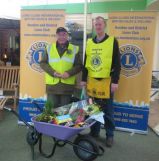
[
  {"x1": 108, "y1": 12, "x2": 157, "y2": 105},
  {"x1": 20, "y1": 10, "x2": 65, "y2": 99},
  {"x1": 108, "y1": 12, "x2": 157, "y2": 133},
  {"x1": 87, "y1": 77, "x2": 111, "y2": 98}
]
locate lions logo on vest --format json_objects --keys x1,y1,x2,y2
[
  {"x1": 120, "y1": 44, "x2": 146, "y2": 77},
  {"x1": 91, "y1": 55, "x2": 102, "y2": 69},
  {"x1": 26, "y1": 41, "x2": 48, "y2": 73}
]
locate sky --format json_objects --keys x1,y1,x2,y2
[{"x1": 0, "y1": 0, "x2": 86, "y2": 19}]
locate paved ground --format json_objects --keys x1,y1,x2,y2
[
  {"x1": 149, "y1": 100, "x2": 159, "y2": 135},
  {"x1": 0, "y1": 110, "x2": 159, "y2": 161}
]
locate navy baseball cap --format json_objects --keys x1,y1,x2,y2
[{"x1": 56, "y1": 27, "x2": 68, "y2": 34}]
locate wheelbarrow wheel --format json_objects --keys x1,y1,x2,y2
[
  {"x1": 26, "y1": 129, "x2": 39, "y2": 146},
  {"x1": 73, "y1": 135, "x2": 99, "y2": 161}
]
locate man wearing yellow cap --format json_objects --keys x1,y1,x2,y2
[{"x1": 81, "y1": 16, "x2": 121, "y2": 147}]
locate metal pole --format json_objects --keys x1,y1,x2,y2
[{"x1": 83, "y1": 0, "x2": 88, "y2": 63}]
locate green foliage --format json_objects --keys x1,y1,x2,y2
[
  {"x1": 43, "y1": 100, "x2": 54, "y2": 115},
  {"x1": 36, "y1": 100, "x2": 55, "y2": 122}
]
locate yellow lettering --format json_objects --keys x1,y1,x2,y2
[
  {"x1": 38, "y1": 51, "x2": 43, "y2": 62},
  {"x1": 125, "y1": 55, "x2": 133, "y2": 66}
]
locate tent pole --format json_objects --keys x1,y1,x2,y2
[{"x1": 83, "y1": 0, "x2": 88, "y2": 64}]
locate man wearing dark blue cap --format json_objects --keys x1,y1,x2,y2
[{"x1": 40, "y1": 27, "x2": 82, "y2": 107}]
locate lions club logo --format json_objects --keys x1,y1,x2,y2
[
  {"x1": 91, "y1": 55, "x2": 102, "y2": 68},
  {"x1": 120, "y1": 44, "x2": 146, "y2": 77},
  {"x1": 26, "y1": 41, "x2": 48, "y2": 73}
]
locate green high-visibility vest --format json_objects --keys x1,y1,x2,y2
[
  {"x1": 86, "y1": 36, "x2": 114, "y2": 78},
  {"x1": 45, "y1": 43, "x2": 79, "y2": 85}
]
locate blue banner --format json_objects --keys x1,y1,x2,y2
[
  {"x1": 18, "y1": 98, "x2": 45, "y2": 123},
  {"x1": 114, "y1": 102, "x2": 149, "y2": 133}
]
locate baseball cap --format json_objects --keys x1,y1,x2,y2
[{"x1": 56, "y1": 27, "x2": 68, "y2": 34}]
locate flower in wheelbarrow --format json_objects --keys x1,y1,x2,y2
[
  {"x1": 43, "y1": 115, "x2": 52, "y2": 122},
  {"x1": 36, "y1": 113, "x2": 54, "y2": 122},
  {"x1": 51, "y1": 118, "x2": 58, "y2": 124},
  {"x1": 36, "y1": 113, "x2": 45, "y2": 121},
  {"x1": 85, "y1": 104, "x2": 101, "y2": 115},
  {"x1": 75, "y1": 109, "x2": 86, "y2": 124},
  {"x1": 35, "y1": 100, "x2": 57, "y2": 122},
  {"x1": 73, "y1": 122, "x2": 86, "y2": 128},
  {"x1": 88, "y1": 106, "x2": 93, "y2": 112}
]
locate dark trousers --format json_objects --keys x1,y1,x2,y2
[
  {"x1": 47, "y1": 94, "x2": 71, "y2": 108},
  {"x1": 90, "y1": 94, "x2": 115, "y2": 137}
]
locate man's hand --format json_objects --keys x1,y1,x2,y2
[
  {"x1": 80, "y1": 81, "x2": 87, "y2": 87},
  {"x1": 61, "y1": 72, "x2": 70, "y2": 79},
  {"x1": 54, "y1": 72, "x2": 62, "y2": 78},
  {"x1": 111, "y1": 83, "x2": 119, "y2": 93}
]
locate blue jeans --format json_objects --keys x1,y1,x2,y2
[{"x1": 90, "y1": 94, "x2": 115, "y2": 137}]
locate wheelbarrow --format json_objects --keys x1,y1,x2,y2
[{"x1": 4, "y1": 102, "x2": 104, "y2": 161}]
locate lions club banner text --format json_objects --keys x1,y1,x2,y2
[
  {"x1": 108, "y1": 12, "x2": 157, "y2": 133},
  {"x1": 19, "y1": 10, "x2": 65, "y2": 123}
]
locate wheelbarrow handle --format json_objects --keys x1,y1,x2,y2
[
  {"x1": 3, "y1": 106, "x2": 12, "y2": 112},
  {"x1": 31, "y1": 100, "x2": 43, "y2": 112},
  {"x1": 3, "y1": 107, "x2": 34, "y2": 130},
  {"x1": 98, "y1": 145, "x2": 105, "y2": 156}
]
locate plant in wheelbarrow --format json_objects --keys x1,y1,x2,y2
[{"x1": 36, "y1": 100, "x2": 55, "y2": 123}]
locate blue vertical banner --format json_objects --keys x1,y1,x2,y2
[
  {"x1": 18, "y1": 98, "x2": 45, "y2": 124},
  {"x1": 108, "y1": 12, "x2": 157, "y2": 133}
]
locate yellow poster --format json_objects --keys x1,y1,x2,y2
[
  {"x1": 19, "y1": 10, "x2": 65, "y2": 123},
  {"x1": 20, "y1": 10, "x2": 65, "y2": 99},
  {"x1": 108, "y1": 12, "x2": 157, "y2": 133}
]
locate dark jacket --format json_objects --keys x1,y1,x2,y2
[
  {"x1": 40, "y1": 41, "x2": 82, "y2": 95},
  {"x1": 82, "y1": 34, "x2": 121, "y2": 84}
]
